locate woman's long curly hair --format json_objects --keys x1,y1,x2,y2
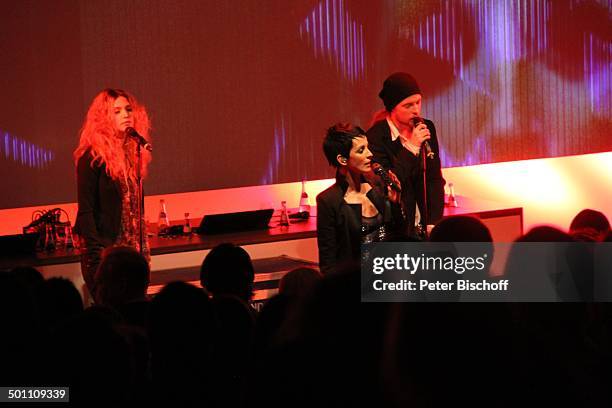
[{"x1": 74, "y1": 88, "x2": 152, "y2": 181}]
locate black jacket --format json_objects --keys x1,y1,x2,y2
[
  {"x1": 75, "y1": 150, "x2": 123, "y2": 247},
  {"x1": 316, "y1": 175, "x2": 405, "y2": 275},
  {"x1": 366, "y1": 119, "x2": 445, "y2": 234}
]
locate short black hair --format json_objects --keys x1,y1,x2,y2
[
  {"x1": 322, "y1": 123, "x2": 366, "y2": 167},
  {"x1": 200, "y1": 243, "x2": 254, "y2": 302},
  {"x1": 569, "y1": 209, "x2": 610, "y2": 234}
]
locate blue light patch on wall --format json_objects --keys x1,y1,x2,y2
[
  {"x1": 298, "y1": 0, "x2": 365, "y2": 81},
  {"x1": 261, "y1": 115, "x2": 287, "y2": 185},
  {"x1": 440, "y1": 135, "x2": 491, "y2": 168},
  {"x1": 1, "y1": 130, "x2": 54, "y2": 169},
  {"x1": 584, "y1": 33, "x2": 611, "y2": 115}
]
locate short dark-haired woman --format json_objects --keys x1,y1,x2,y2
[{"x1": 316, "y1": 123, "x2": 406, "y2": 275}]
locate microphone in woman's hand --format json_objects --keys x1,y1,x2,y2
[{"x1": 372, "y1": 163, "x2": 401, "y2": 192}]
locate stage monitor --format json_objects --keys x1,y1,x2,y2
[{"x1": 197, "y1": 208, "x2": 274, "y2": 235}]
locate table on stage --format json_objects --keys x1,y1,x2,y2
[{"x1": 0, "y1": 196, "x2": 522, "y2": 303}]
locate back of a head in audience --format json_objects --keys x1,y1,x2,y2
[
  {"x1": 517, "y1": 226, "x2": 574, "y2": 242},
  {"x1": 279, "y1": 267, "x2": 323, "y2": 298},
  {"x1": 429, "y1": 216, "x2": 494, "y2": 281},
  {"x1": 49, "y1": 305, "x2": 132, "y2": 404},
  {"x1": 569, "y1": 209, "x2": 610, "y2": 242},
  {"x1": 211, "y1": 295, "x2": 254, "y2": 363},
  {"x1": 7, "y1": 266, "x2": 44, "y2": 320},
  {"x1": 509, "y1": 226, "x2": 595, "y2": 301},
  {"x1": 0, "y1": 271, "x2": 41, "y2": 385},
  {"x1": 148, "y1": 281, "x2": 214, "y2": 404},
  {"x1": 430, "y1": 215, "x2": 493, "y2": 242},
  {"x1": 38, "y1": 277, "x2": 83, "y2": 329},
  {"x1": 252, "y1": 294, "x2": 291, "y2": 352},
  {"x1": 149, "y1": 281, "x2": 213, "y2": 345},
  {"x1": 9, "y1": 266, "x2": 44, "y2": 291},
  {"x1": 95, "y1": 246, "x2": 150, "y2": 308},
  {"x1": 200, "y1": 243, "x2": 254, "y2": 302}
]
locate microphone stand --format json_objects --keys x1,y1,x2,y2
[
  {"x1": 421, "y1": 144, "x2": 429, "y2": 240},
  {"x1": 136, "y1": 144, "x2": 144, "y2": 256}
]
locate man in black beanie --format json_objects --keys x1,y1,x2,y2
[{"x1": 366, "y1": 72, "x2": 445, "y2": 239}]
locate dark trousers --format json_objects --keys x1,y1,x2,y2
[{"x1": 79, "y1": 239, "x2": 104, "y2": 303}]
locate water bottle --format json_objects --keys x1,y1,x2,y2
[
  {"x1": 158, "y1": 199, "x2": 170, "y2": 234},
  {"x1": 279, "y1": 201, "x2": 290, "y2": 227},
  {"x1": 44, "y1": 223, "x2": 56, "y2": 251},
  {"x1": 183, "y1": 212, "x2": 192, "y2": 235},
  {"x1": 298, "y1": 179, "x2": 311, "y2": 217},
  {"x1": 64, "y1": 225, "x2": 74, "y2": 249},
  {"x1": 447, "y1": 183, "x2": 458, "y2": 207}
]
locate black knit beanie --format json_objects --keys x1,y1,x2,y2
[{"x1": 378, "y1": 72, "x2": 421, "y2": 112}]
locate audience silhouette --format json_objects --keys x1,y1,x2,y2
[{"x1": 4, "y1": 207, "x2": 611, "y2": 406}]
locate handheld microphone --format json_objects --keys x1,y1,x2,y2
[
  {"x1": 372, "y1": 163, "x2": 401, "y2": 193},
  {"x1": 125, "y1": 127, "x2": 153, "y2": 152},
  {"x1": 410, "y1": 117, "x2": 434, "y2": 159}
]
